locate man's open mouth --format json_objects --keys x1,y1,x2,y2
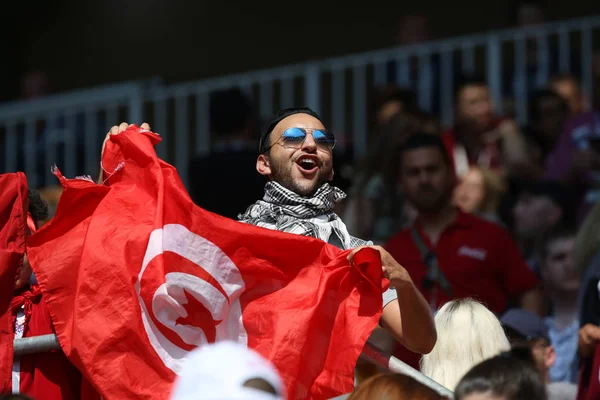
[{"x1": 296, "y1": 155, "x2": 319, "y2": 173}]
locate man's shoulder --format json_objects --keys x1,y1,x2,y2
[{"x1": 461, "y1": 211, "x2": 508, "y2": 234}]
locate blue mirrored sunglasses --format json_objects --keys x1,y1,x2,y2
[{"x1": 265, "y1": 127, "x2": 336, "y2": 152}]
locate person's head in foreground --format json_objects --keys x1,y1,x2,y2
[
  {"x1": 348, "y1": 372, "x2": 447, "y2": 400},
  {"x1": 170, "y1": 341, "x2": 286, "y2": 400},
  {"x1": 257, "y1": 107, "x2": 336, "y2": 197},
  {"x1": 0, "y1": 395, "x2": 34, "y2": 400},
  {"x1": 421, "y1": 299, "x2": 510, "y2": 391},
  {"x1": 454, "y1": 353, "x2": 547, "y2": 400},
  {"x1": 500, "y1": 308, "x2": 555, "y2": 383}
]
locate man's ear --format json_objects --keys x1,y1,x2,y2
[
  {"x1": 257, "y1": 154, "x2": 272, "y2": 177},
  {"x1": 328, "y1": 167, "x2": 334, "y2": 181},
  {"x1": 545, "y1": 345, "x2": 556, "y2": 369}
]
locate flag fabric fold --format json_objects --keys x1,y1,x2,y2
[
  {"x1": 27, "y1": 125, "x2": 385, "y2": 399},
  {"x1": 0, "y1": 172, "x2": 28, "y2": 394}
]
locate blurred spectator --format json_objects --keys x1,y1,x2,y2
[
  {"x1": 170, "y1": 341, "x2": 285, "y2": 400},
  {"x1": 37, "y1": 185, "x2": 62, "y2": 225},
  {"x1": 573, "y1": 203, "x2": 600, "y2": 399},
  {"x1": 367, "y1": 85, "x2": 419, "y2": 136},
  {"x1": 454, "y1": 353, "x2": 548, "y2": 400},
  {"x1": 344, "y1": 113, "x2": 420, "y2": 243},
  {"x1": 524, "y1": 89, "x2": 570, "y2": 172},
  {"x1": 505, "y1": 345, "x2": 577, "y2": 400},
  {"x1": 385, "y1": 133, "x2": 541, "y2": 315},
  {"x1": 348, "y1": 372, "x2": 443, "y2": 400},
  {"x1": 12, "y1": 189, "x2": 99, "y2": 399},
  {"x1": 421, "y1": 299, "x2": 510, "y2": 391},
  {"x1": 386, "y1": 14, "x2": 441, "y2": 115},
  {"x1": 549, "y1": 74, "x2": 586, "y2": 116},
  {"x1": 516, "y1": 0, "x2": 546, "y2": 27},
  {"x1": 385, "y1": 133, "x2": 541, "y2": 373},
  {"x1": 507, "y1": 1, "x2": 582, "y2": 100},
  {"x1": 501, "y1": 309, "x2": 557, "y2": 382},
  {"x1": 536, "y1": 227, "x2": 580, "y2": 383},
  {"x1": 0, "y1": 396, "x2": 34, "y2": 400},
  {"x1": 188, "y1": 88, "x2": 266, "y2": 219},
  {"x1": 576, "y1": 323, "x2": 600, "y2": 400},
  {"x1": 575, "y1": 201, "x2": 600, "y2": 327},
  {"x1": 395, "y1": 13, "x2": 432, "y2": 46},
  {"x1": 19, "y1": 70, "x2": 50, "y2": 100},
  {"x1": 511, "y1": 180, "x2": 572, "y2": 264},
  {"x1": 347, "y1": 372, "x2": 446, "y2": 400},
  {"x1": 544, "y1": 94, "x2": 600, "y2": 223},
  {"x1": 453, "y1": 166, "x2": 506, "y2": 223},
  {"x1": 443, "y1": 76, "x2": 535, "y2": 179}
]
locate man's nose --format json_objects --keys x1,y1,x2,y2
[
  {"x1": 301, "y1": 132, "x2": 318, "y2": 152},
  {"x1": 417, "y1": 171, "x2": 432, "y2": 184}
]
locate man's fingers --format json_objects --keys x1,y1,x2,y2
[
  {"x1": 347, "y1": 246, "x2": 369, "y2": 263},
  {"x1": 588, "y1": 325, "x2": 600, "y2": 340},
  {"x1": 118, "y1": 122, "x2": 129, "y2": 133},
  {"x1": 140, "y1": 122, "x2": 151, "y2": 131},
  {"x1": 109, "y1": 125, "x2": 119, "y2": 136}
]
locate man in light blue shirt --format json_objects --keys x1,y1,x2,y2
[{"x1": 537, "y1": 226, "x2": 580, "y2": 383}]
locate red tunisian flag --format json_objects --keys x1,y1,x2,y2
[
  {"x1": 26, "y1": 126, "x2": 385, "y2": 400},
  {"x1": 0, "y1": 173, "x2": 28, "y2": 393}
]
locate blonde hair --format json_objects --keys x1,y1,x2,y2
[{"x1": 420, "y1": 299, "x2": 510, "y2": 391}]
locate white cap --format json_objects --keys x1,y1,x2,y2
[{"x1": 170, "y1": 341, "x2": 286, "y2": 400}]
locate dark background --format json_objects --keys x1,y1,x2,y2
[{"x1": 1, "y1": 0, "x2": 598, "y2": 101}]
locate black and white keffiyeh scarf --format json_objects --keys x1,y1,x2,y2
[{"x1": 238, "y1": 182, "x2": 369, "y2": 250}]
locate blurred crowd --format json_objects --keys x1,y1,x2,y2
[
  {"x1": 5, "y1": 2, "x2": 600, "y2": 400},
  {"x1": 183, "y1": 34, "x2": 600, "y2": 400}
]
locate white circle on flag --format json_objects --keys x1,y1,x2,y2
[{"x1": 135, "y1": 224, "x2": 247, "y2": 374}]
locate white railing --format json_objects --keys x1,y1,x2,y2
[
  {"x1": 13, "y1": 334, "x2": 454, "y2": 398},
  {"x1": 0, "y1": 82, "x2": 144, "y2": 188},
  {"x1": 1, "y1": 16, "x2": 599, "y2": 188}
]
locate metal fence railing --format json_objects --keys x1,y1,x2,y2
[
  {"x1": 13, "y1": 334, "x2": 454, "y2": 399},
  {"x1": 0, "y1": 82, "x2": 145, "y2": 188},
  {"x1": 1, "y1": 16, "x2": 599, "y2": 189}
]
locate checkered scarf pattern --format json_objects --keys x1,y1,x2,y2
[{"x1": 239, "y1": 181, "x2": 368, "y2": 250}]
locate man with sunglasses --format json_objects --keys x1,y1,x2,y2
[{"x1": 239, "y1": 107, "x2": 437, "y2": 356}]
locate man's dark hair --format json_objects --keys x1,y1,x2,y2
[
  {"x1": 258, "y1": 107, "x2": 322, "y2": 154},
  {"x1": 368, "y1": 85, "x2": 419, "y2": 121},
  {"x1": 535, "y1": 224, "x2": 577, "y2": 265},
  {"x1": 454, "y1": 354, "x2": 547, "y2": 400},
  {"x1": 503, "y1": 325, "x2": 550, "y2": 349},
  {"x1": 516, "y1": 179, "x2": 575, "y2": 227},
  {"x1": 28, "y1": 189, "x2": 48, "y2": 224},
  {"x1": 528, "y1": 89, "x2": 568, "y2": 122},
  {"x1": 396, "y1": 133, "x2": 452, "y2": 167},
  {"x1": 505, "y1": 343, "x2": 538, "y2": 365},
  {"x1": 454, "y1": 74, "x2": 488, "y2": 102}
]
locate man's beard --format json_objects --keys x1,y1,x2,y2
[{"x1": 268, "y1": 157, "x2": 330, "y2": 198}]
